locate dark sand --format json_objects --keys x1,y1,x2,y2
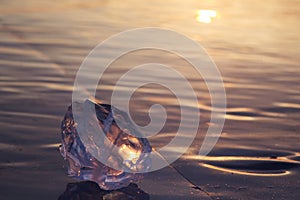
[{"x1": 0, "y1": 0, "x2": 299, "y2": 199}]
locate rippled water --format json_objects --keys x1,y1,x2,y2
[{"x1": 0, "y1": 0, "x2": 299, "y2": 199}]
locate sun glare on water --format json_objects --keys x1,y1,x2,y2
[{"x1": 197, "y1": 9, "x2": 217, "y2": 23}]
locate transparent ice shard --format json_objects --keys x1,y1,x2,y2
[{"x1": 59, "y1": 99, "x2": 151, "y2": 190}]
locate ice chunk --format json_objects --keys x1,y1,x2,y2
[{"x1": 59, "y1": 99, "x2": 151, "y2": 190}]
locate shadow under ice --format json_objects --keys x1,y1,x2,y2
[{"x1": 58, "y1": 181, "x2": 149, "y2": 200}]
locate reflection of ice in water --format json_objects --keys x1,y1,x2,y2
[{"x1": 59, "y1": 99, "x2": 152, "y2": 190}]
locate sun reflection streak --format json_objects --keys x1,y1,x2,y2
[
  {"x1": 200, "y1": 163, "x2": 291, "y2": 176},
  {"x1": 197, "y1": 10, "x2": 217, "y2": 23}
]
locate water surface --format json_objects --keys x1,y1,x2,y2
[{"x1": 0, "y1": 0, "x2": 299, "y2": 199}]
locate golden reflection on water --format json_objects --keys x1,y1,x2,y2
[
  {"x1": 225, "y1": 114, "x2": 256, "y2": 121},
  {"x1": 184, "y1": 155, "x2": 299, "y2": 176},
  {"x1": 197, "y1": 10, "x2": 217, "y2": 23},
  {"x1": 185, "y1": 155, "x2": 300, "y2": 163},
  {"x1": 274, "y1": 102, "x2": 300, "y2": 109},
  {"x1": 201, "y1": 163, "x2": 291, "y2": 177},
  {"x1": 39, "y1": 143, "x2": 62, "y2": 148}
]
